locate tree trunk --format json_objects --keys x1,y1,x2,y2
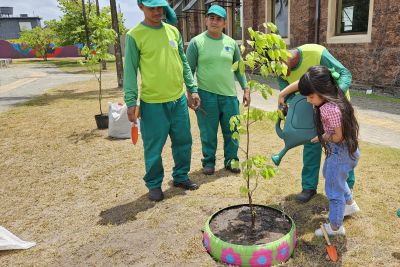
[
  {"x1": 99, "y1": 63, "x2": 103, "y2": 114},
  {"x1": 95, "y1": 0, "x2": 107, "y2": 71},
  {"x1": 110, "y1": 0, "x2": 124, "y2": 87},
  {"x1": 81, "y1": 0, "x2": 90, "y2": 49}
]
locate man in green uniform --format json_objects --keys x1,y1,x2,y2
[
  {"x1": 124, "y1": 0, "x2": 201, "y2": 201},
  {"x1": 277, "y1": 44, "x2": 357, "y2": 208},
  {"x1": 186, "y1": 5, "x2": 250, "y2": 175}
]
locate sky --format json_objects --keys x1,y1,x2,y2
[{"x1": 0, "y1": 0, "x2": 144, "y2": 29}]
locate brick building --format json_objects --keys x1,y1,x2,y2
[{"x1": 170, "y1": 0, "x2": 400, "y2": 95}]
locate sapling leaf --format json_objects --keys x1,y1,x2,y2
[
  {"x1": 232, "y1": 61, "x2": 239, "y2": 71},
  {"x1": 239, "y1": 60, "x2": 246, "y2": 75},
  {"x1": 240, "y1": 186, "x2": 249, "y2": 195},
  {"x1": 232, "y1": 132, "x2": 240, "y2": 140},
  {"x1": 231, "y1": 160, "x2": 240, "y2": 169}
]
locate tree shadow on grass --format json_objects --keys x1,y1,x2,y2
[
  {"x1": 392, "y1": 252, "x2": 400, "y2": 260},
  {"x1": 189, "y1": 168, "x2": 233, "y2": 187},
  {"x1": 97, "y1": 169, "x2": 232, "y2": 226},
  {"x1": 66, "y1": 129, "x2": 103, "y2": 144},
  {"x1": 14, "y1": 86, "x2": 121, "y2": 108},
  {"x1": 97, "y1": 186, "x2": 187, "y2": 226},
  {"x1": 0, "y1": 250, "x2": 19, "y2": 257}
]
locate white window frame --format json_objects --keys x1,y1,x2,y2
[
  {"x1": 265, "y1": 0, "x2": 290, "y2": 45},
  {"x1": 327, "y1": 0, "x2": 374, "y2": 44}
]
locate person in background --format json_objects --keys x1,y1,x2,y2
[{"x1": 186, "y1": 5, "x2": 250, "y2": 175}]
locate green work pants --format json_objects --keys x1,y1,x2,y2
[
  {"x1": 195, "y1": 89, "x2": 239, "y2": 168},
  {"x1": 140, "y1": 95, "x2": 192, "y2": 189},
  {"x1": 302, "y1": 142, "x2": 356, "y2": 190}
]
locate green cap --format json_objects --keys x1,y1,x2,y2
[
  {"x1": 207, "y1": 5, "x2": 226, "y2": 19},
  {"x1": 137, "y1": 0, "x2": 169, "y2": 7},
  {"x1": 137, "y1": 0, "x2": 177, "y2": 25}
]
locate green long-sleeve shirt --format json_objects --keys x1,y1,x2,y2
[
  {"x1": 278, "y1": 44, "x2": 352, "y2": 93},
  {"x1": 186, "y1": 32, "x2": 247, "y2": 96},
  {"x1": 123, "y1": 22, "x2": 198, "y2": 107}
]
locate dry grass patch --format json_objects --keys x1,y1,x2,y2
[
  {"x1": 0, "y1": 79, "x2": 399, "y2": 266},
  {"x1": 13, "y1": 57, "x2": 117, "y2": 74}
]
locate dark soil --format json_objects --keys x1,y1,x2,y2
[{"x1": 209, "y1": 205, "x2": 292, "y2": 246}]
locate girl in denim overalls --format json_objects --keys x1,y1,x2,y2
[{"x1": 298, "y1": 65, "x2": 360, "y2": 236}]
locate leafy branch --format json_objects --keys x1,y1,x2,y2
[
  {"x1": 230, "y1": 22, "x2": 290, "y2": 227},
  {"x1": 79, "y1": 15, "x2": 116, "y2": 115}
]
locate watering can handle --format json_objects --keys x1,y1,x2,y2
[{"x1": 275, "y1": 117, "x2": 284, "y2": 139}]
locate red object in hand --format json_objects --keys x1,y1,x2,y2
[{"x1": 131, "y1": 124, "x2": 138, "y2": 145}]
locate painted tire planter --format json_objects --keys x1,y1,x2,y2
[{"x1": 203, "y1": 204, "x2": 296, "y2": 267}]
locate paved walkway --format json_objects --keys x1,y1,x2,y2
[
  {"x1": 236, "y1": 83, "x2": 400, "y2": 149},
  {"x1": 0, "y1": 63, "x2": 399, "y2": 149},
  {"x1": 0, "y1": 63, "x2": 113, "y2": 112}
]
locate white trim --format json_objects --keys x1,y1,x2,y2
[
  {"x1": 326, "y1": 0, "x2": 374, "y2": 44},
  {"x1": 265, "y1": 0, "x2": 290, "y2": 45}
]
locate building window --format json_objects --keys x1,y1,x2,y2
[
  {"x1": 273, "y1": 0, "x2": 288, "y2": 38},
  {"x1": 336, "y1": 0, "x2": 370, "y2": 35},
  {"x1": 182, "y1": 0, "x2": 205, "y2": 42},
  {"x1": 265, "y1": 0, "x2": 290, "y2": 43},
  {"x1": 327, "y1": 0, "x2": 374, "y2": 43},
  {"x1": 19, "y1": 22, "x2": 32, "y2": 31}
]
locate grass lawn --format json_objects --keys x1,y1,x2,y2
[
  {"x1": 13, "y1": 57, "x2": 117, "y2": 74},
  {"x1": 351, "y1": 91, "x2": 400, "y2": 104},
  {"x1": 0, "y1": 78, "x2": 399, "y2": 266}
]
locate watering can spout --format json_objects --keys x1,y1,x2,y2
[{"x1": 271, "y1": 146, "x2": 289, "y2": 166}]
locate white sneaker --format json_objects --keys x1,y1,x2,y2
[
  {"x1": 315, "y1": 223, "x2": 346, "y2": 237},
  {"x1": 344, "y1": 201, "x2": 360, "y2": 216}
]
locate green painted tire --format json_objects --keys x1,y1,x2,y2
[{"x1": 203, "y1": 204, "x2": 296, "y2": 267}]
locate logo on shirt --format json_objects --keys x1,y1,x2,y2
[
  {"x1": 225, "y1": 46, "x2": 230, "y2": 53},
  {"x1": 169, "y1": 40, "x2": 177, "y2": 48}
]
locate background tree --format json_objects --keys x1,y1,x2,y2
[
  {"x1": 80, "y1": 15, "x2": 117, "y2": 116},
  {"x1": 110, "y1": 0, "x2": 124, "y2": 87},
  {"x1": 19, "y1": 26, "x2": 58, "y2": 61},
  {"x1": 48, "y1": 0, "x2": 127, "y2": 47}
]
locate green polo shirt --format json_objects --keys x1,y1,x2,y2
[
  {"x1": 186, "y1": 32, "x2": 247, "y2": 96},
  {"x1": 123, "y1": 22, "x2": 197, "y2": 107}
]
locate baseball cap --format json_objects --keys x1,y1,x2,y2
[
  {"x1": 206, "y1": 5, "x2": 226, "y2": 19},
  {"x1": 137, "y1": 0, "x2": 169, "y2": 7},
  {"x1": 137, "y1": 0, "x2": 177, "y2": 25}
]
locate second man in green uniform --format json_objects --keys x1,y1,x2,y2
[{"x1": 186, "y1": 5, "x2": 250, "y2": 175}]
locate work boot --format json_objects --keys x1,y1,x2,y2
[
  {"x1": 203, "y1": 166, "x2": 215, "y2": 175},
  {"x1": 173, "y1": 179, "x2": 199, "y2": 190},
  {"x1": 296, "y1": 189, "x2": 317, "y2": 203},
  {"x1": 148, "y1": 188, "x2": 164, "y2": 202},
  {"x1": 225, "y1": 165, "x2": 241, "y2": 174}
]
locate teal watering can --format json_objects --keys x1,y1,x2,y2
[{"x1": 272, "y1": 94, "x2": 317, "y2": 166}]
